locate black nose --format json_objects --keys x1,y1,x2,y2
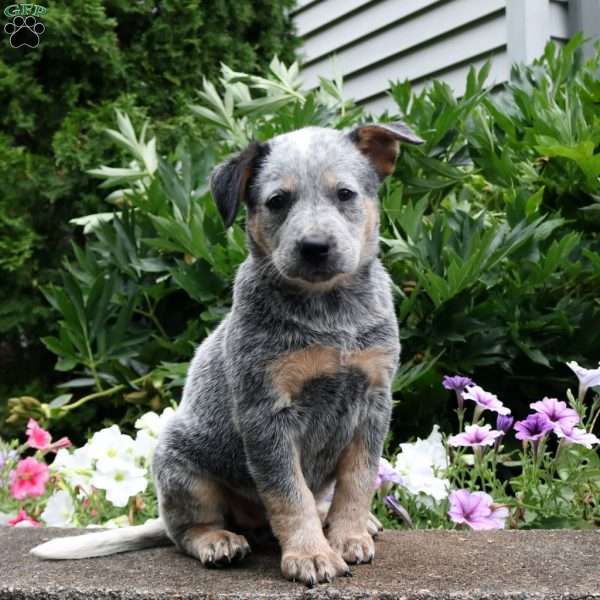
[{"x1": 299, "y1": 237, "x2": 331, "y2": 264}]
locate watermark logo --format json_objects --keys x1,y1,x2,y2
[{"x1": 3, "y1": 4, "x2": 47, "y2": 48}]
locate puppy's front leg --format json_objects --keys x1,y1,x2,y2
[
  {"x1": 239, "y1": 408, "x2": 349, "y2": 585},
  {"x1": 326, "y1": 390, "x2": 392, "y2": 565}
]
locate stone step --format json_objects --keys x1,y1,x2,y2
[{"x1": 1, "y1": 528, "x2": 599, "y2": 599}]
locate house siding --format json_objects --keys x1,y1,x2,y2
[{"x1": 292, "y1": 0, "x2": 587, "y2": 114}]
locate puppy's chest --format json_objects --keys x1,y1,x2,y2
[{"x1": 268, "y1": 338, "x2": 396, "y2": 413}]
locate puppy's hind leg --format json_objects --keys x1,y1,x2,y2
[{"x1": 157, "y1": 467, "x2": 251, "y2": 568}]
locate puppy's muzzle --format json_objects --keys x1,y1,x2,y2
[{"x1": 298, "y1": 236, "x2": 332, "y2": 266}]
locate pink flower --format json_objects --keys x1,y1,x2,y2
[
  {"x1": 448, "y1": 424, "x2": 503, "y2": 448},
  {"x1": 26, "y1": 418, "x2": 52, "y2": 450},
  {"x1": 555, "y1": 425, "x2": 600, "y2": 449},
  {"x1": 463, "y1": 386, "x2": 510, "y2": 416},
  {"x1": 9, "y1": 457, "x2": 49, "y2": 499},
  {"x1": 448, "y1": 489, "x2": 509, "y2": 530},
  {"x1": 25, "y1": 418, "x2": 71, "y2": 453},
  {"x1": 530, "y1": 397, "x2": 579, "y2": 433},
  {"x1": 51, "y1": 437, "x2": 72, "y2": 451},
  {"x1": 8, "y1": 509, "x2": 42, "y2": 528}
]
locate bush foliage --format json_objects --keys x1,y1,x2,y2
[
  {"x1": 0, "y1": 0, "x2": 298, "y2": 421},
  {"x1": 4, "y1": 38, "x2": 600, "y2": 448}
]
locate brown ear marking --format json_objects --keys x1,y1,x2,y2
[
  {"x1": 350, "y1": 122, "x2": 424, "y2": 179},
  {"x1": 270, "y1": 345, "x2": 396, "y2": 401}
]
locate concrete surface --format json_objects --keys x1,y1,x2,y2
[{"x1": 1, "y1": 528, "x2": 599, "y2": 599}]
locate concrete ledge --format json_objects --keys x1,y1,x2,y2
[{"x1": 1, "y1": 528, "x2": 599, "y2": 599}]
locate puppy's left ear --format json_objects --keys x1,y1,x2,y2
[
  {"x1": 210, "y1": 142, "x2": 266, "y2": 228},
  {"x1": 349, "y1": 122, "x2": 424, "y2": 179}
]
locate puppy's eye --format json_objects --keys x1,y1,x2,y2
[
  {"x1": 337, "y1": 188, "x2": 356, "y2": 202},
  {"x1": 266, "y1": 192, "x2": 288, "y2": 211}
]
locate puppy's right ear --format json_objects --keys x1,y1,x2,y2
[
  {"x1": 210, "y1": 142, "x2": 266, "y2": 228},
  {"x1": 349, "y1": 122, "x2": 424, "y2": 179}
]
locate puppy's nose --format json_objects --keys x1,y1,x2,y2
[{"x1": 299, "y1": 237, "x2": 331, "y2": 264}]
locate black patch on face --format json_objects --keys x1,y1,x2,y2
[
  {"x1": 245, "y1": 143, "x2": 271, "y2": 211},
  {"x1": 210, "y1": 142, "x2": 271, "y2": 228}
]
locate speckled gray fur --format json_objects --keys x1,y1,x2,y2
[
  {"x1": 151, "y1": 125, "x2": 426, "y2": 581},
  {"x1": 34, "y1": 124, "x2": 423, "y2": 584}
]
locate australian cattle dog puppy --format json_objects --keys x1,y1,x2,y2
[{"x1": 32, "y1": 122, "x2": 423, "y2": 586}]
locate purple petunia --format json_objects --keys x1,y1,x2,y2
[
  {"x1": 496, "y1": 414, "x2": 514, "y2": 434},
  {"x1": 443, "y1": 375, "x2": 474, "y2": 411},
  {"x1": 555, "y1": 424, "x2": 600, "y2": 449},
  {"x1": 443, "y1": 375, "x2": 474, "y2": 393},
  {"x1": 448, "y1": 489, "x2": 509, "y2": 530},
  {"x1": 463, "y1": 385, "x2": 511, "y2": 416},
  {"x1": 384, "y1": 495, "x2": 414, "y2": 527},
  {"x1": 448, "y1": 424, "x2": 503, "y2": 448},
  {"x1": 374, "y1": 457, "x2": 404, "y2": 489},
  {"x1": 514, "y1": 413, "x2": 553, "y2": 442},
  {"x1": 530, "y1": 397, "x2": 579, "y2": 433}
]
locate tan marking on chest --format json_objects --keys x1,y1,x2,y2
[
  {"x1": 270, "y1": 345, "x2": 395, "y2": 404},
  {"x1": 343, "y1": 347, "x2": 394, "y2": 387}
]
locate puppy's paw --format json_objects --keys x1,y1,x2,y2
[
  {"x1": 281, "y1": 547, "x2": 349, "y2": 587},
  {"x1": 190, "y1": 530, "x2": 251, "y2": 567},
  {"x1": 328, "y1": 529, "x2": 375, "y2": 565},
  {"x1": 367, "y1": 512, "x2": 383, "y2": 537}
]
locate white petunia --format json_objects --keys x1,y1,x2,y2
[
  {"x1": 394, "y1": 425, "x2": 449, "y2": 504},
  {"x1": 135, "y1": 407, "x2": 175, "y2": 438},
  {"x1": 88, "y1": 425, "x2": 136, "y2": 471},
  {"x1": 400, "y1": 424, "x2": 448, "y2": 470},
  {"x1": 133, "y1": 429, "x2": 157, "y2": 466},
  {"x1": 91, "y1": 457, "x2": 148, "y2": 507},
  {"x1": 566, "y1": 361, "x2": 600, "y2": 395},
  {"x1": 51, "y1": 445, "x2": 94, "y2": 494},
  {"x1": 41, "y1": 490, "x2": 76, "y2": 527}
]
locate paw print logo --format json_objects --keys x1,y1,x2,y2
[{"x1": 4, "y1": 15, "x2": 45, "y2": 48}]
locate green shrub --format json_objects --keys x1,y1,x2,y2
[
  {"x1": 0, "y1": 0, "x2": 299, "y2": 424},
  {"x1": 5, "y1": 40, "x2": 599, "y2": 447}
]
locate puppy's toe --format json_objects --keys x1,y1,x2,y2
[
  {"x1": 330, "y1": 532, "x2": 375, "y2": 565},
  {"x1": 367, "y1": 512, "x2": 383, "y2": 537},
  {"x1": 282, "y1": 550, "x2": 348, "y2": 586},
  {"x1": 190, "y1": 530, "x2": 251, "y2": 567},
  {"x1": 229, "y1": 532, "x2": 252, "y2": 562}
]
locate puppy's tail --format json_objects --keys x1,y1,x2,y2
[{"x1": 30, "y1": 518, "x2": 170, "y2": 560}]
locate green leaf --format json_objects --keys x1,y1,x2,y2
[{"x1": 49, "y1": 393, "x2": 73, "y2": 408}]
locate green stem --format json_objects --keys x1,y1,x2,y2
[
  {"x1": 84, "y1": 339, "x2": 103, "y2": 392},
  {"x1": 143, "y1": 292, "x2": 168, "y2": 338},
  {"x1": 456, "y1": 407, "x2": 465, "y2": 433},
  {"x1": 588, "y1": 404, "x2": 600, "y2": 434},
  {"x1": 59, "y1": 375, "x2": 148, "y2": 414}
]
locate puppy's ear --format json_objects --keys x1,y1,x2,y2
[
  {"x1": 210, "y1": 142, "x2": 266, "y2": 228},
  {"x1": 349, "y1": 122, "x2": 424, "y2": 179}
]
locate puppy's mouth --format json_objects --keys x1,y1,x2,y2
[
  {"x1": 296, "y1": 267, "x2": 344, "y2": 282},
  {"x1": 279, "y1": 265, "x2": 354, "y2": 290}
]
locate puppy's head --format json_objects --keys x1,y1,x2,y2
[{"x1": 210, "y1": 123, "x2": 423, "y2": 290}]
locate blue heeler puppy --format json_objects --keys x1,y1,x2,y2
[{"x1": 31, "y1": 122, "x2": 423, "y2": 586}]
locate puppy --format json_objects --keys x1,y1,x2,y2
[{"x1": 31, "y1": 122, "x2": 423, "y2": 586}]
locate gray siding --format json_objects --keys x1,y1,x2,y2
[{"x1": 292, "y1": 0, "x2": 584, "y2": 115}]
